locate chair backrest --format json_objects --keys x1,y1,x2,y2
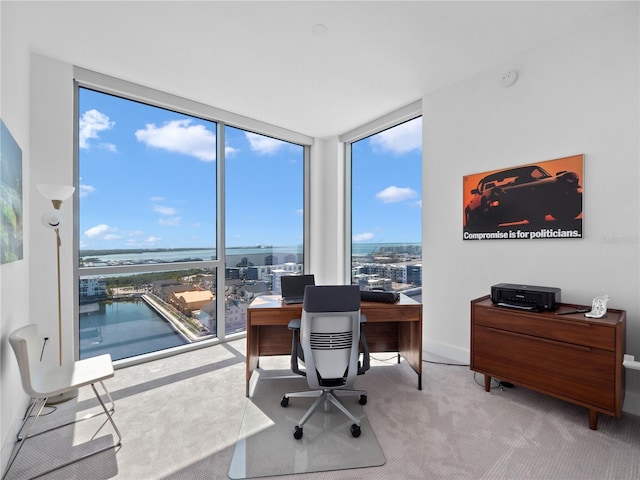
[
  {"x1": 9, "y1": 324, "x2": 44, "y2": 398},
  {"x1": 300, "y1": 285, "x2": 361, "y2": 389}
]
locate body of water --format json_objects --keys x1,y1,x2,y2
[
  {"x1": 81, "y1": 243, "x2": 421, "y2": 264},
  {"x1": 79, "y1": 300, "x2": 188, "y2": 361}
]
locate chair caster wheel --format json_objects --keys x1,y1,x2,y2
[
  {"x1": 280, "y1": 396, "x2": 289, "y2": 407},
  {"x1": 358, "y1": 394, "x2": 367, "y2": 405},
  {"x1": 350, "y1": 424, "x2": 361, "y2": 438},
  {"x1": 293, "y1": 426, "x2": 303, "y2": 439}
]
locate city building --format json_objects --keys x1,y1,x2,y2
[{"x1": 79, "y1": 277, "x2": 107, "y2": 303}]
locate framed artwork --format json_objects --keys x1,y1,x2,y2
[
  {"x1": 1, "y1": 119, "x2": 24, "y2": 263},
  {"x1": 463, "y1": 154, "x2": 583, "y2": 241}
]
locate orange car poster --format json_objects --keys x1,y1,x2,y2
[{"x1": 463, "y1": 155, "x2": 583, "y2": 240}]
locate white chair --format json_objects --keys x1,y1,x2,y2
[
  {"x1": 281, "y1": 285, "x2": 369, "y2": 439},
  {"x1": 2, "y1": 324, "x2": 122, "y2": 480}
]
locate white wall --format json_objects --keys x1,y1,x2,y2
[
  {"x1": 422, "y1": 6, "x2": 640, "y2": 413},
  {"x1": 29, "y1": 55, "x2": 76, "y2": 368},
  {"x1": 309, "y1": 137, "x2": 345, "y2": 285},
  {"x1": 0, "y1": 0, "x2": 32, "y2": 467}
]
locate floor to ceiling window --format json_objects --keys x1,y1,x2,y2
[
  {"x1": 224, "y1": 125, "x2": 305, "y2": 297},
  {"x1": 346, "y1": 114, "x2": 422, "y2": 298},
  {"x1": 77, "y1": 79, "x2": 308, "y2": 362}
]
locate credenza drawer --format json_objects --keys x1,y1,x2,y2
[
  {"x1": 473, "y1": 306, "x2": 615, "y2": 351},
  {"x1": 473, "y1": 325, "x2": 616, "y2": 411}
]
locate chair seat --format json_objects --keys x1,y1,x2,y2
[{"x1": 31, "y1": 354, "x2": 114, "y2": 398}]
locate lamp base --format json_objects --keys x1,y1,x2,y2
[{"x1": 46, "y1": 388, "x2": 79, "y2": 405}]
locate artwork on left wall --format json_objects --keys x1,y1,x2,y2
[
  {"x1": 463, "y1": 154, "x2": 584, "y2": 241},
  {"x1": 0, "y1": 119, "x2": 24, "y2": 264}
]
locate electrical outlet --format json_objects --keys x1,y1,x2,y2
[{"x1": 623, "y1": 354, "x2": 640, "y2": 371}]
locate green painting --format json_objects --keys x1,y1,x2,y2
[{"x1": 1, "y1": 119, "x2": 23, "y2": 264}]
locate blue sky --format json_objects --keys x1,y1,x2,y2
[
  {"x1": 79, "y1": 88, "x2": 421, "y2": 250},
  {"x1": 351, "y1": 117, "x2": 422, "y2": 244}
]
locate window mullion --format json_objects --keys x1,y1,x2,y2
[{"x1": 217, "y1": 122, "x2": 226, "y2": 340}]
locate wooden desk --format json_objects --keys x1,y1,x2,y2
[{"x1": 246, "y1": 294, "x2": 423, "y2": 396}]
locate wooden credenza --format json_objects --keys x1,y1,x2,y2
[{"x1": 471, "y1": 295, "x2": 625, "y2": 430}]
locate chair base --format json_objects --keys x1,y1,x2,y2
[
  {"x1": 282, "y1": 387, "x2": 367, "y2": 439},
  {"x1": 2, "y1": 381, "x2": 121, "y2": 480},
  {"x1": 45, "y1": 388, "x2": 79, "y2": 405}
]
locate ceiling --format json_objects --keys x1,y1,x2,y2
[{"x1": 10, "y1": 1, "x2": 624, "y2": 138}]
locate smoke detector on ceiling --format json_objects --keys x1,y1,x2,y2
[
  {"x1": 501, "y1": 70, "x2": 518, "y2": 87},
  {"x1": 312, "y1": 24, "x2": 328, "y2": 35}
]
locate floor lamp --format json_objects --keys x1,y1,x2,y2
[{"x1": 37, "y1": 184, "x2": 77, "y2": 403}]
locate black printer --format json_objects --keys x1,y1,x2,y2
[{"x1": 491, "y1": 283, "x2": 561, "y2": 311}]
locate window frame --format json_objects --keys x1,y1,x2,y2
[
  {"x1": 73, "y1": 67, "x2": 312, "y2": 366},
  {"x1": 340, "y1": 100, "x2": 422, "y2": 287}
]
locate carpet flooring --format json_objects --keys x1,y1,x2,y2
[{"x1": 3, "y1": 338, "x2": 640, "y2": 480}]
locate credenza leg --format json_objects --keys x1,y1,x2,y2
[
  {"x1": 588, "y1": 409, "x2": 598, "y2": 430},
  {"x1": 484, "y1": 374, "x2": 491, "y2": 392}
]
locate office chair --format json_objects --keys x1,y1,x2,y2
[
  {"x1": 2, "y1": 324, "x2": 122, "y2": 480},
  {"x1": 280, "y1": 285, "x2": 369, "y2": 439}
]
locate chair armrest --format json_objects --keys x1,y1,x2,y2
[
  {"x1": 288, "y1": 319, "x2": 301, "y2": 330},
  {"x1": 288, "y1": 319, "x2": 305, "y2": 376},
  {"x1": 358, "y1": 322, "x2": 370, "y2": 375}
]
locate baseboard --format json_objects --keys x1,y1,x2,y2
[
  {"x1": 423, "y1": 339, "x2": 469, "y2": 365},
  {"x1": 1, "y1": 429, "x2": 12, "y2": 477},
  {"x1": 623, "y1": 389, "x2": 640, "y2": 417},
  {"x1": 1, "y1": 400, "x2": 27, "y2": 475}
]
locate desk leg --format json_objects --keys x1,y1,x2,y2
[
  {"x1": 246, "y1": 325, "x2": 260, "y2": 397},
  {"x1": 397, "y1": 320, "x2": 422, "y2": 390},
  {"x1": 484, "y1": 374, "x2": 491, "y2": 392},
  {"x1": 588, "y1": 409, "x2": 598, "y2": 430}
]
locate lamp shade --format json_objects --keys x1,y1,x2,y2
[
  {"x1": 41, "y1": 211, "x2": 64, "y2": 229},
  {"x1": 36, "y1": 184, "x2": 75, "y2": 202}
]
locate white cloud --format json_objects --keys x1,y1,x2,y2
[
  {"x1": 79, "y1": 184, "x2": 95, "y2": 198},
  {"x1": 99, "y1": 142, "x2": 118, "y2": 153},
  {"x1": 149, "y1": 196, "x2": 165, "y2": 202},
  {"x1": 135, "y1": 119, "x2": 216, "y2": 161},
  {"x1": 125, "y1": 236, "x2": 162, "y2": 248},
  {"x1": 85, "y1": 224, "x2": 116, "y2": 239},
  {"x1": 153, "y1": 205, "x2": 177, "y2": 215},
  {"x1": 376, "y1": 186, "x2": 418, "y2": 203},
  {"x1": 353, "y1": 232, "x2": 374, "y2": 242},
  {"x1": 79, "y1": 109, "x2": 115, "y2": 149},
  {"x1": 371, "y1": 117, "x2": 422, "y2": 155},
  {"x1": 245, "y1": 132, "x2": 287, "y2": 155},
  {"x1": 159, "y1": 217, "x2": 182, "y2": 226}
]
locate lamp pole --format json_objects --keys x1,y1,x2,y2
[{"x1": 55, "y1": 227, "x2": 62, "y2": 366}]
